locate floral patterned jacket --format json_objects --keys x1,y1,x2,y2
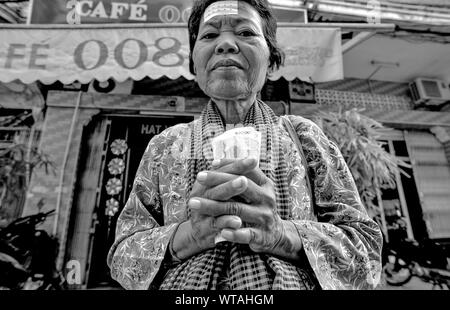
[{"x1": 107, "y1": 115, "x2": 383, "y2": 290}]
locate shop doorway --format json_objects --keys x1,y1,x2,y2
[{"x1": 84, "y1": 114, "x2": 193, "y2": 288}]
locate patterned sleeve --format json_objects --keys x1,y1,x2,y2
[
  {"x1": 290, "y1": 116, "x2": 383, "y2": 290},
  {"x1": 106, "y1": 135, "x2": 177, "y2": 290}
]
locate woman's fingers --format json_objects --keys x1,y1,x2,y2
[
  {"x1": 196, "y1": 170, "x2": 237, "y2": 188},
  {"x1": 195, "y1": 169, "x2": 272, "y2": 204},
  {"x1": 201, "y1": 176, "x2": 249, "y2": 201},
  {"x1": 207, "y1": 177, "x2": 273, "y2": 206},
  {"x1": 193, "y1": 214, "x2": 241, "y2": 231},
  {"x1": 194, "y1": 159, "x2": 272, "y2": 203},
  {"x1": 212, "y1": 158, "x2": 268, "y2": 186},
  {"x1": 188, "y1": 197, "x2": 274, "y2": 226},
  {"x1": 189, "y1": 198, "x2": 246, "y2": 218},
  {"x1": 191, "y1": 214, "x2": 242, "y2": 241},
  {"x1": 220, "y1": 228, "x2": 264, "y2": 251},
  {"x1": 214, "y1": 215, "x2": 242, "y2": 230},
  {"x1": 238, "y1": 177, "x2": 275, "y2": 205}
]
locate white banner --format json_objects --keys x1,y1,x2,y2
[
  {"x1": 271, "y1": 27, "x2": 343, "y2": 81},
  {"x1": 0, "y1": 25, "x2": 342, "y2": 84}
]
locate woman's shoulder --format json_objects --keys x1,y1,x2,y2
[
  {"x1": 285, "y1": 114, "x2": 324, "y2": 135},
  {"x1": 144, "y1": 121, "x2": 196, "y2": 160},
  {"x1": 150, "y1": 120, "x2": 195, "y2": 144},
  {"x1": 283, "y1": 114, "x2": 334, "y2": 154}
]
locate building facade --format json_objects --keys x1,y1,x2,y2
[{"x1": 3, "y1": 75, "x2": 443, "y2": 288}]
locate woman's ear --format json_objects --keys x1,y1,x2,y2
[
  {"x1": 266, "y1": 63, "x2": 273, "y2": 78},
  {"x1": 267, "y1": 56, "x2": 272, "y2": 72},
  {"x1": 191, "y1": 58, "x2": 197, "y2": 75}
]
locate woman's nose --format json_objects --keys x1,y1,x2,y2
[{"x1": 215, "y1": 33, "x2": 239, "y2": 54}]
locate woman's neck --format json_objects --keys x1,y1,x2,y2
[{"x1": 212, "y1": 94, "x2": 257, "y2": 124}]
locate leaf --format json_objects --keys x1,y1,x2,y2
[{"x1": 313, "y1": 106, "x2": 409, "y2": 219}]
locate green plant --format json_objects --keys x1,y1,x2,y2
[{"x1": 313, "y1": 107, "x2": 410, "y2": 222}]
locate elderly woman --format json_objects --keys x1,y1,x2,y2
[{"x1": 107, "y1": 0, "x2": 382, "y2": 290}]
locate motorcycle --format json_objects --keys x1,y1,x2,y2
[
  {"x1": 383, "y1": 237, "x2": 450, "y2": 289},
  {"x1": 0, "y1": 210, "x2": 66, "y2": 290}
]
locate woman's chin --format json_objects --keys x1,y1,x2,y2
[{"x1": 205, "y1": 84, "x2": 249, "y2": 101}]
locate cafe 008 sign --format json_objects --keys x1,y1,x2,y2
[
  {"x1": 0, "y1": 26, "x2": 194, "y2": 84},
  {"x1": 0, "y1": 26, "x2": 343, "y2": 84}
]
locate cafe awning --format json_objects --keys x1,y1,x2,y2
[{"x1": 0, "y1": 24, "x2": 344, "y2": 84}]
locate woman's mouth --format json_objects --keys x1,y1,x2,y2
[{"x1": 211, "y1": 59, "x2": 243, "y2": 71}]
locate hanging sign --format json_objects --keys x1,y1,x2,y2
[
  {"x1": 0, "y1": 25, "x2": 342, "y2": 84},
  {"x1": 28, "y1": 0, "x2": 307, "y2": 24}
]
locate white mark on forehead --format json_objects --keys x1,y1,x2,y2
[{"x1": 204, "y1": 1, "x2": 238, "y2": 23}]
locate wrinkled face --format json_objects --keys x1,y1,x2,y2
[{"x1": 192, "y1": 1, "x2": 270, "y2": 100}]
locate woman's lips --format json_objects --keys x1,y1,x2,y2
[
  {"x1": 214, "y1": 65, "x2": 241, "y2": 71},
  {"x1": 211, "y1": 59, "x2": 243, "y2": 71}
]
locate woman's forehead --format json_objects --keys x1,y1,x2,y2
[{"x1": 200, "y1": 1, "x2": 262, "y2": 29}]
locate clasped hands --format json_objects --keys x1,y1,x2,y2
[{"x1": 171, "y1": 158, "x2": 302, "y2": 263}]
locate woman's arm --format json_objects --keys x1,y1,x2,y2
[
  {"x1": 107, "y1": 125, "x2": 242, "y2": 289},
  {"x1": 290, "y1": 115, "x2": 383, "y2": 290}
]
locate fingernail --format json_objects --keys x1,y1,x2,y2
[
  {"x1": 232, "y1": 218, "x2": 242, "y2": 228},
  {"x1": 243, "y1": 157, "x2": 256, "y2": 166},
  {"x1": 212, "y1": 160, "x2": 221, "y2": 168},
  {"x1": 221, "y1": 229, "x2": 233, "y2": 240},
  {"x1": 232, "y1": 177, "x2": 244, "y2": 188},
  {"x1": 197, "y1": 171, "x2": 207, "y2": 182},
  {"x1": 188, "y1": 199, "x2": 201, "y2": 209}
]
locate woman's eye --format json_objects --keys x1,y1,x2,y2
[
  {"x1": 238, "y1": 30, "x2": 256, "y2": 37},
  {"x1": 201, "y1": 33, "x2": 218, "y2": 39}
]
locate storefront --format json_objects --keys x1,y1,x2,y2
[
  {"x1": 30, "y1": 81, "x2": 449, "y2": 289},
  {"x1": 0, "y1": 21, "x2": 347, "y2": 287},
  {"x1": 1, "y1": 17, "x2": 449, "y2": 288}
]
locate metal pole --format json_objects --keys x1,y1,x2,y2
[{"x1": 53, "y1": 91, "x2": 82, "y2": 236}]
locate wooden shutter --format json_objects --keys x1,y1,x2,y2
[{"x1": 65, "y1": 116, "x2": 109, "y2": 288}]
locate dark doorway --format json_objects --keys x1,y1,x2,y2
[{"x1": 87, "y1": 114, "x2": 193, "y2": 288}]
